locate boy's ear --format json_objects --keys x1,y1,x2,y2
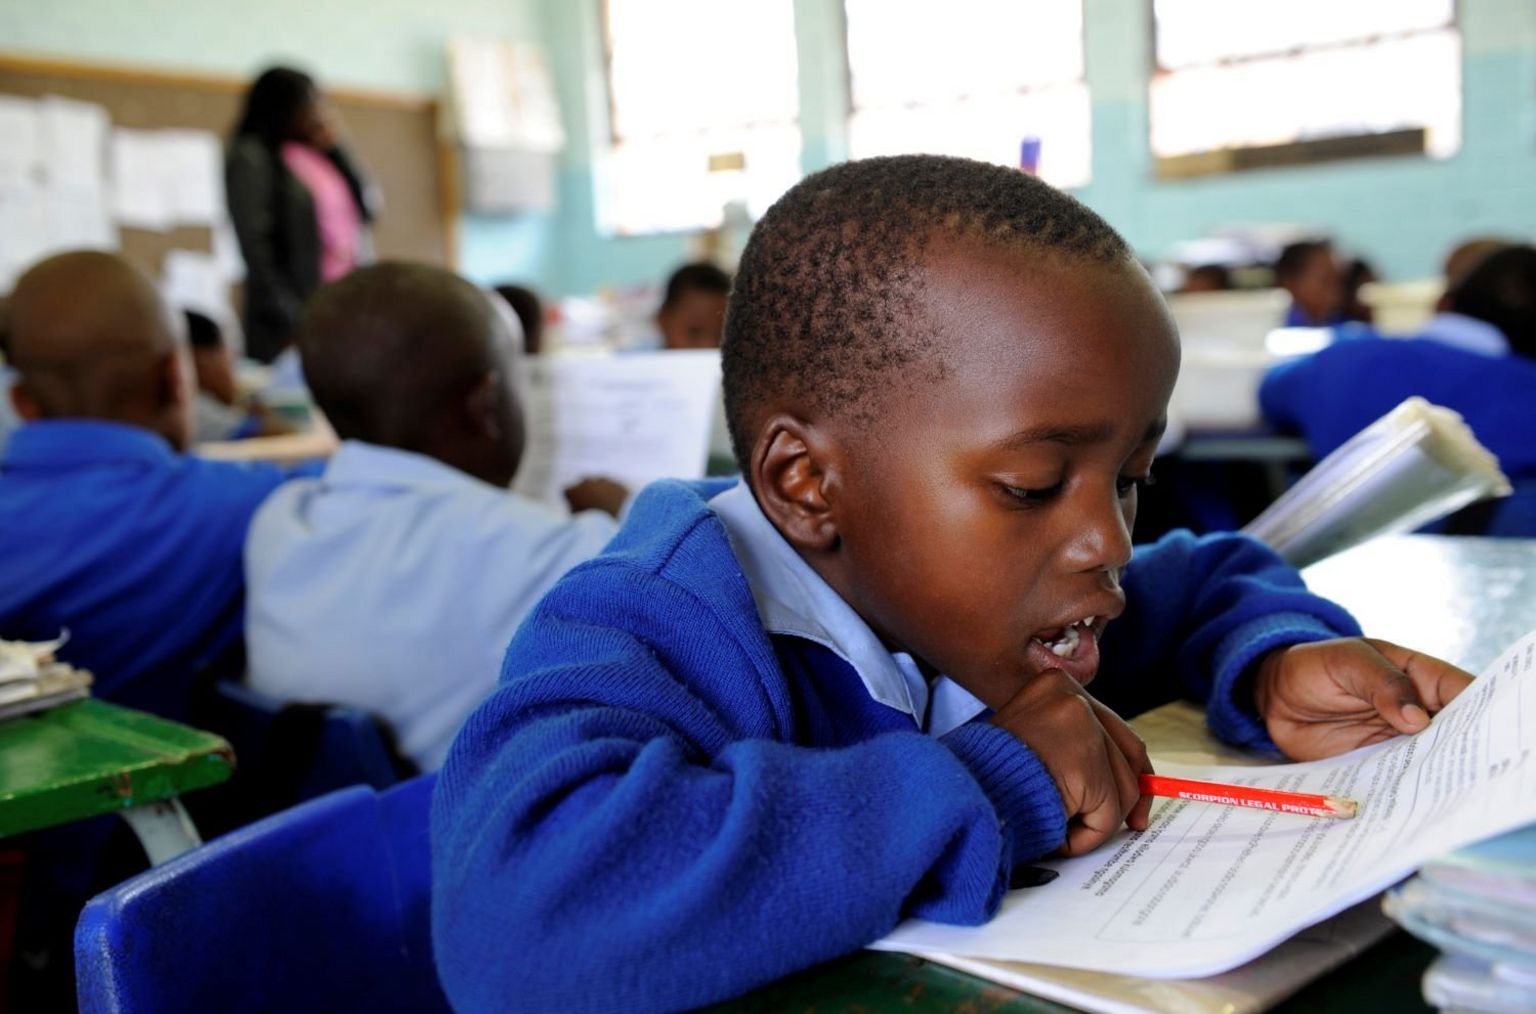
[{"x1": 751, "y1": 412, "x2": 840, "y2": 553}]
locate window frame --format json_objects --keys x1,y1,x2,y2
[
  {"x1": 596, "y1": 0, "x2": 804, "y2": 236},
  {"x1": 840, "y1": 0, "x2": 1092, "y2": 189},
  {"x1": 1147, "y1": 0, "x2": 1462, "y2": 179}
]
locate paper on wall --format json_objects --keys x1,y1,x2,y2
[
  {"x1": 0, "y1": 95, "x2": 41, "y2": 192},
  {"x1": 874, "y1": 628, "x2": 1536, "y2": 979},
  {"x1": 110, "y1": 127, "x2": 223, "y2": 230},
  {"x1": 510, "y1": 350, "x2": 721, "y2": 506}
]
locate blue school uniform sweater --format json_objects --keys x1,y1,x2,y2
[{"x1": 432, "y1": 479, "x2": 1358, "y2": 1012}]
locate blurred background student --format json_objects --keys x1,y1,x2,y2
[
  {"x1": 186, "y1": 310, "x2": 294, "y2": 443},
  {"x1": 225, "y1": 66, "x2": 379, "y2": 363},
  {"x1": 1275, "y1": 239, "x2": 1346, "y2": 328},
  {"x1": 656, "y1": 261, "x2": 731, "y2": 350}
]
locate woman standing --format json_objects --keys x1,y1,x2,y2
[{"x1": 225, "y1": 67, "x2": 379, "y2": 362}]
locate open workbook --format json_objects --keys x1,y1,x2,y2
[{"x1": 873, "y1": 628, "x2": 1536, "y2": 1004}]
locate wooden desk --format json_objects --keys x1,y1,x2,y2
[
  {"x1": 718, "y1": 535, "x2": 1534, "y2": 1012},
  {"x1": 0, "y1": 699, "x2": 233, "y2": 864}
]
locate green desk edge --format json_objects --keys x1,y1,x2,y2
[{"x1": 0, "y1": 698, "x2": 234, "y2": 838}]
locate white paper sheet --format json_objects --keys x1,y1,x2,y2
[
  {"x1": 162, "y1": 248, "x2": 232, "y2": 319},
  {"x1": 37, "y1": 96, "x2": 109, "y2": 193},
  {"x1": 875, "y1": 629, "x2": 1536, "y2": 979},
  {"x1": 510, "y1": 350, "x2": 721, "y2": 505},
  {"x1": 110, "y1": 127, "x2": 221, "y2": 230},
  {"x1": 0, "y1": 95, "x2": 41, "y2": 192}
]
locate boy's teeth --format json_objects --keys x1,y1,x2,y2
[{"x1": 1048, "y1": 623, "x2": 1082, "y2": 657}]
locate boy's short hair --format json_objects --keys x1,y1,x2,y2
[
  {"x1": 661, "y1": 262, "x2": 731, "y2": 311},
  {"x1": 721, "y1": 154, "x2": 1130, "y2": 468}
]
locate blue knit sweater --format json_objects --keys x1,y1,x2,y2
[{"x1": 432, "y1": 480, "x2": 1358, "y2": 1012}]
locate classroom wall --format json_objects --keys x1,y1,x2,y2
[
  {"x1": 6, "y1": 0, "x2": 1534, "y2": 297},
  {"x1": 529, "y1": 0, "x2": 1536, "y2": 298},
  {"x1": 0, "y1": 0, "x2": 550, "y2": 284}
]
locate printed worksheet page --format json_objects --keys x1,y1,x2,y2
[{"x1": 875, "y1": 630, "x2": 1536, "y2": 978}]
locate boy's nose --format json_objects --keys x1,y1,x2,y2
[{"x1": 1063, "y1": 490, "x2": 1134, "y2": 574}]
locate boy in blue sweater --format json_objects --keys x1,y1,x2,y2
[{"x1": 432, "y1": 156, "x2": 1472, "y2": 1011}]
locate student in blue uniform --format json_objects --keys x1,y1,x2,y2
[
  {"x1": 0, "y1": 251, "x2": 287, "y2": 719},
  {"x1": 1261, "y1": 244, "x2": 1536, "y2": 535},
  {"x1": 431, "y1": 156, "x2": 1473, "y2": 1011},
  {"x1": 1276, "y1": 239, "x2": 1345, "y2": 328}
]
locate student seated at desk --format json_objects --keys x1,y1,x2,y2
[
  {"x1": 1275, "y1": 238, "x2": 1346, "y2": 328},
  {"x1": 244, "y1": 262, "x2": 625, "y2": 771},
  {"x1": 0, "y1": 252, "x2": 287, "y2": 720},
  {"x1": 431, "y1": 156, "x2": 1475, "y2": 1011},
  {"x1": 1261, "y1": 245, "x2": 1536, "y2": 535},
  {"x1": 186, "y1": 310, "x2": 293, "y2": 443},
  {"x1": 656, "y1": 261, "x2": 731, "y2": 350}
]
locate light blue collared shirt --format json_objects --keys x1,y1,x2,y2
[
  {"x1": 244, "y1": 440, "x2": 619, "y2": 771},
  {"x1": 708, "y1": 481, "x2": 987, "y2": 737},
  {"x1": 1416, "y1": 312, "x2": 1509, "y2": 357}
]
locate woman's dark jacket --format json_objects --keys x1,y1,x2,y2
[{"x1": 224, "y1": 136, "x2": 377, "y2": 362}]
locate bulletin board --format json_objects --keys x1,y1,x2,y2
[{"x1": 0, "y1": 52, "x2": 459, "y2": 286}]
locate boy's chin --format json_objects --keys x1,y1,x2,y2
[{"x1": 1025, "y1": 631, "x2": 1101, "y2": 685}]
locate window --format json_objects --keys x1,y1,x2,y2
[
  {"x1": 1151, "y1": 0, "x2": 1461, "y2": 174},
  {"x1": 844, "y1": 0, "x2": 1090, "y2": 188},
  {"x1": 601, "y1": 0, "x2": 802, "y2": 235}
]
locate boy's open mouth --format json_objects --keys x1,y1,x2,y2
[{"x1": 1028, "y1": 616, "x2": 1102, "y2": 684}]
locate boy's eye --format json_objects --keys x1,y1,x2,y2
[
  {"x1": 998, "y1": 482, "x2": 1064, "y2": 506},
  {"x1": 1116, "y1": 473, "x2": 1157, "y2": 498}
]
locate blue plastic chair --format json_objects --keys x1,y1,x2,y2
[{"x1": 74, "y1": 775, "x2": 448, "y2": 1013}]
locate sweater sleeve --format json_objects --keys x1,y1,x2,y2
[
  {"x1": 1092, "y1": 530, "x2": 1362, "y2": 753},
  {"x1": 431, "y1": 563, "x2": 1029, "y2": 1012}
]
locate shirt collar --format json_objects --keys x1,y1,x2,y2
[
  {"x1": 1, "y1": 419, "x2": 178, "y2": 470},
  {"x1": 322, "y1": 440, "x2": 491, "y2": 494},
  {"x1": 1418, "y1": 313, "x2": 1509, "y2": 357},
  {"x1": 708, "y1": 481, "x2": 986, "y2": 736}
]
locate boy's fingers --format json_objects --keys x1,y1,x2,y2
[
  {"x1": 1089, "y1": 700, "x2": 1153, "y2": 831},
  {"x1": 1364, "y1": 639, "x2": 1475, "y2": 712},
  {"x1": 1338, "y1": 648, "x2": 1432, "y2": 734}
]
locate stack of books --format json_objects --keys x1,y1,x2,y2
[
  {"x1": 0, "y1": 634, "x2": 92, "y2": 720},
  {"x1": 1384, "y1": 825, "x2": 1536, "y2": 1013},
  {"x1": 1244, "y1": 396, "x2": 1511, "y2": 568}
]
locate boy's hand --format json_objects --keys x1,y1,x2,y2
[
  {"x1": 1252, "y1": 638, "x2": 1473, "y2": 761},
  {"x1": 990, "y1": 672, "x2": 1154, "y2": 856}
]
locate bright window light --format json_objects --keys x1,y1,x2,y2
[
  {"x1": 602, "y1": 0, "x2": 802, "y2": 235},
  {"x1": 844, "y1": 0, "x2": 1091, "y2": 188},
  {"x1": 1151, "y1": 0, "x2": 1461, "y2": 161}
]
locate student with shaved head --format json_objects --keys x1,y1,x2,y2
[
  {"x1": 0, "y1": 251, "x2": 288, "y2": 719},
  {"x1": 243, "y1": 262, "x2": 624, "y2": 771}
]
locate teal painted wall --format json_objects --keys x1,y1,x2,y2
[{"x1": 6, "y1": 0, "x2": 1534, "y2": 293}]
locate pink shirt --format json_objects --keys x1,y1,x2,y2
[{"x1": 282, "y1": 142, "x2": 363, "y2": 283}]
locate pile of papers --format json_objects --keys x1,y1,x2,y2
[
  {"x1": 0, "y1": 634, "x2": 92, "y2": 721},
  {"x1": 1243, "y1": 397, "x2": 1511, "y2": 568},
  {"x1": 1385, "y1": 826, "x2": 1536, "y2": 1013}
]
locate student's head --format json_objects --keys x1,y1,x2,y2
[
  {"x1": 185, "y1": 310, "x2": 239, "y2": 405},
  {"x1": 494, "y1": 284, "x2": 544, "y2": 356},
  {"x1": 299, "y1": 262, "x2": 525, "y2": 486},
  {"x1": 1443, "y1": 237, "x2": 1510, "y2": 291},
  {"x1": 722, "y1": 155, "x2": 1178, "y2": 709},
  {"x1": 1274, "y1": 240, "x2": 1342, "y2": 324},
  {"x1": 234, "y1": 66, "x2": 327, "y2": 148},
  {"x1": 1181, "y1": 264, "x2": 1231, "y2": 293},
  {"x1": 8, "y1": 251, "x2": 193, "y2": 450},
  {"x1": 1444, "y1": 244, "x2": 1536, "y2": 361},
  {"x1": 657, "y1": 262, "x2": 731, "y2": 350}
]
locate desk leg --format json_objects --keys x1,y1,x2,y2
[{"x1": 118, "y1": 798, "x2": 202, "y2": 865}]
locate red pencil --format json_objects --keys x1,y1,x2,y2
[{"x1": 1139, "y1": 774, "x2": 1359, "y2": 820}]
